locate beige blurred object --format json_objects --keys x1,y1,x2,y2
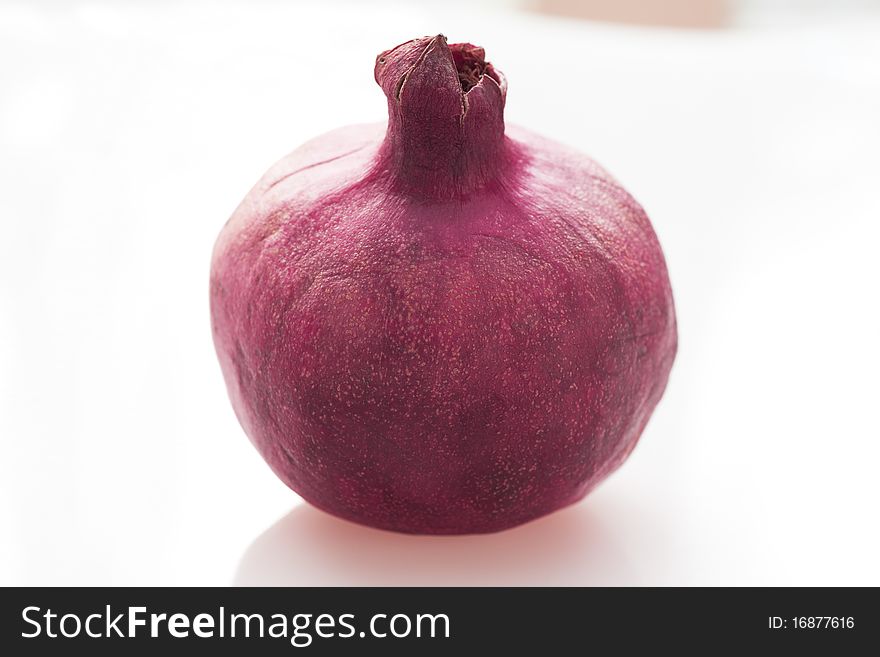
[{"x1": 531, "y1": 0, "x2": 730, "y2": 28}]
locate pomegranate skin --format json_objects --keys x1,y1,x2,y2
[{"x1": 211, "y1": 36, "x2": 676, "y2": 534}]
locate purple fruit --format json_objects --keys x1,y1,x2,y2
[{"x1": 211, "y1": 35, "x2": 677, "y2": 534}]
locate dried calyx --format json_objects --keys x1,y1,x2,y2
[{"x1": 373, "y1": 35, "x2": 508, "y2": 198}]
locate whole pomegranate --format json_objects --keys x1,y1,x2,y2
[{"x1": 211, "y1": 35, "x2": 676, "y2": 534}]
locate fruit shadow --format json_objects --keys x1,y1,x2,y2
[{"x1": 233, "y1": 500, "x2": 637, "y2": 586}]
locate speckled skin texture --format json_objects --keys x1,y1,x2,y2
[{"x1": 210, "y1": 36, "x2": 677, "y2": 534}]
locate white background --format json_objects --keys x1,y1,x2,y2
[{"x1": 1, "y1": 1, "x2": 879, "y2": 586}]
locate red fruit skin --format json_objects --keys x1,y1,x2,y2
[{"x1": 211, "y1": 36, "x2": 677, "y2": 534}]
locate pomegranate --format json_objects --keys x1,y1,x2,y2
[{"x1": 211, "y1": 35, "x2": 677, "y2": 534}]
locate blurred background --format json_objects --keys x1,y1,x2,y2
[{"x1": 1, "y1": 0, "x2": 878, "y2": 586}]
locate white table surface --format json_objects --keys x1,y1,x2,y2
[{"x1": 2, "y1": 1, "x2": 879, "y2": 586}]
